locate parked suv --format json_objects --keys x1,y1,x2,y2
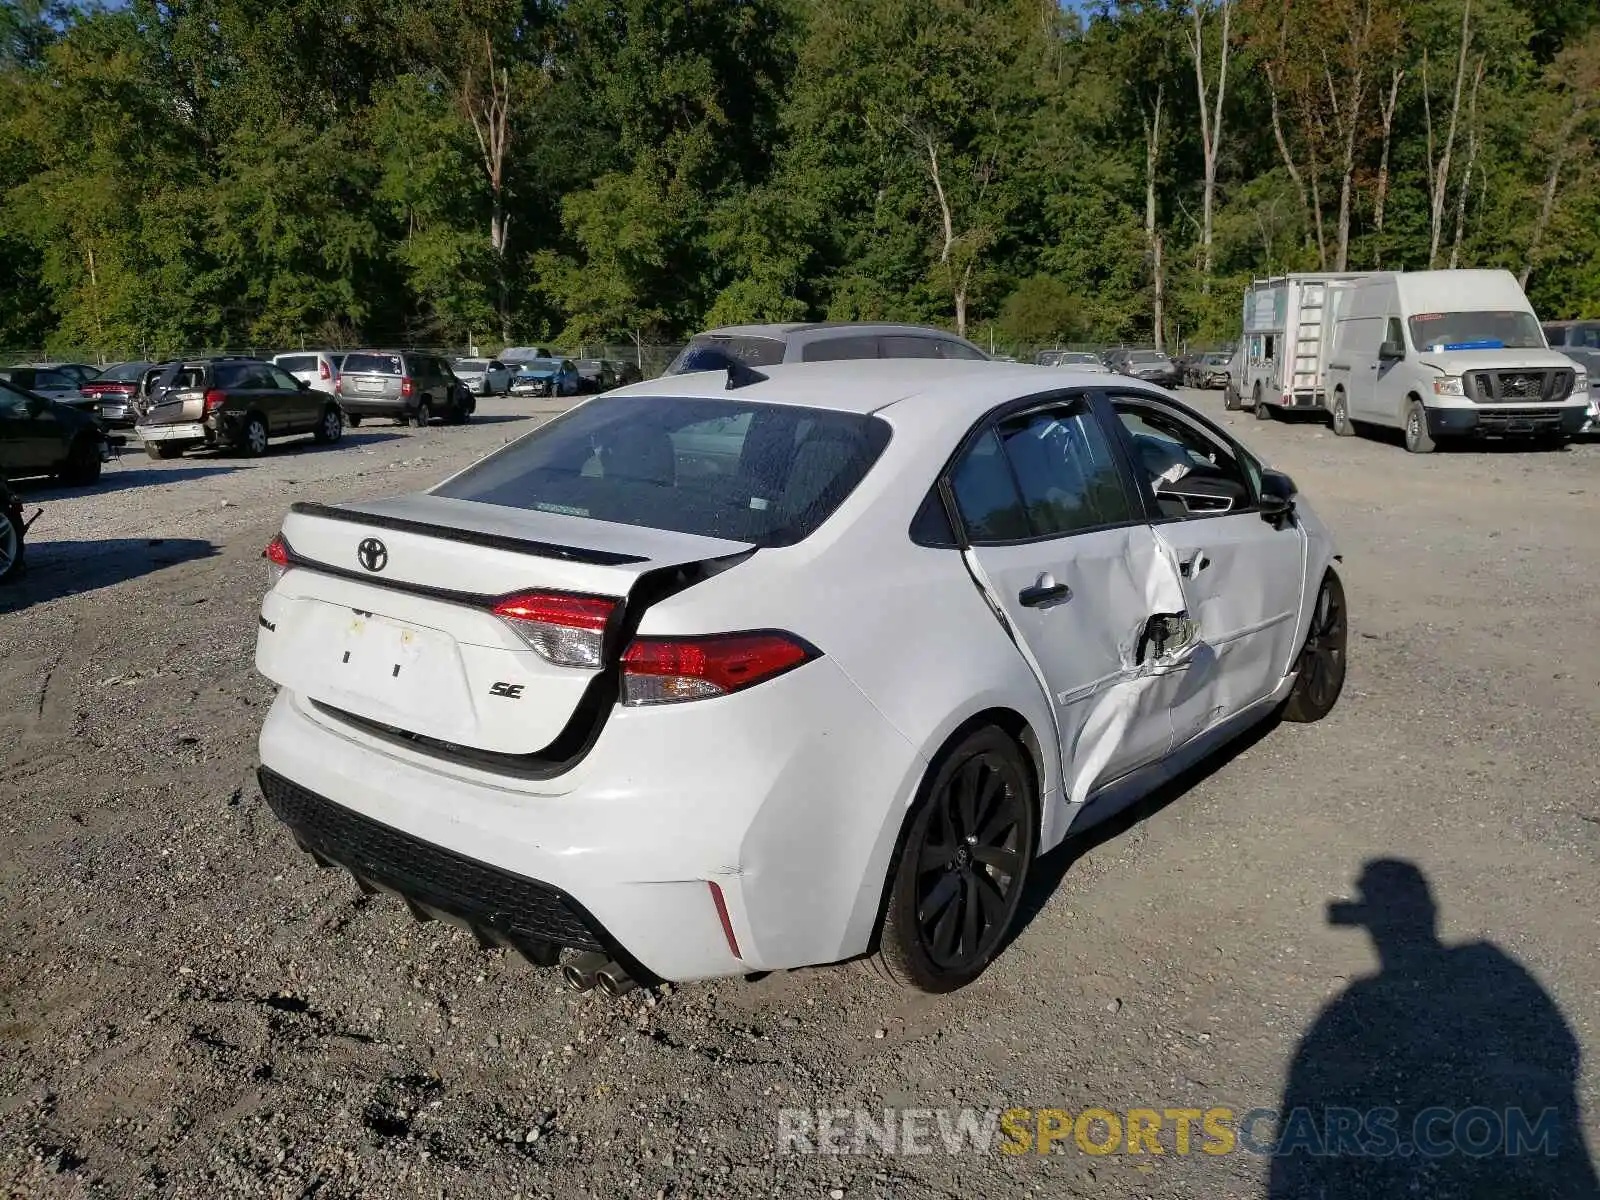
[
  {"x1": 0, "y1": 376, "x2": 112, "y2": 484},
  {"x1": 272, "y1": 350, "x2": 347, "y2": 393},
  {"x1": 664, "y1": 322, "x2": 988, "y2": 374},
  {"x1": 136, "y1": 358, "x2": 343, "y2": 459},
  {"x1": 335, "y1": 350, "x2": 472, "y2": 426}
]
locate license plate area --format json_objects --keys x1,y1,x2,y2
[
  {"x1": 140, "y1": 422, "x2": 205, "y2": 441},
  {"x1": 356, "y1": 378, "x2": 385, "y2": 392},
  {"x1": 297, "y1": 603, "x2": 474, "y2": 737}
]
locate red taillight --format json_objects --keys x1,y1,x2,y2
[
  {"x1": 492, "y1": 591, "x2": 618, "y2": 668},
  {"x1": 263, "y1": 533, "x2": 290, "y2": 586},
  {"x1": 621, "y1": 632, "x2": 816, "y2": 706},
  {"x1": 334, "y1": 374, "x2": 343, "y2": 394},
  {"x1": 319, "y1": 360, "x2": 330, "y2": 380},
  {"x1": 204, "y1": 388, "x2": 227, "y2": 413},
  {"x1": 400, "y1": 376, "x2": 414, "y2": 397}
]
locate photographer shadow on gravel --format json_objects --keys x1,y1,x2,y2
[{"x1": 1269, "y1": 858, "x2": 1600, "y2": 1200}]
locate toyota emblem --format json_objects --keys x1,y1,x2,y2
[{"x1": 357, "y1": 538, "x2": 388, "y2": 572}]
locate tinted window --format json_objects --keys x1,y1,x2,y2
[
  {"x1": 433, "y1": 396, "x2": 891, "y2": 547},
  {"x1": 802, "y1": 335, "x2": 880, "y2": 362},
  {"x1": 213, "y1": 363, "x2": 256, "y2": 388},
  {"x1": 881, "y1": 336, "x2": 942, "y2": 360},
  {"x1": 935, "y1": 339, "x2": 987, "y2": 361},
  {"x1": 0, "y1": 384, "x2": 30, "y2": 418},
  {"x1": 667, "y1": 336, "x2": 785, "y2": 373},
  {"x1": 995, "y1": 405, "x2": 1136, "y2": 536},
  {"x1": 268, "y1": 365, "x2": 301, "y2": 390},
  {"x1": 455, "y1": 359, "x2": 489, "y2": 371},
  {"x1": 950, "y1": 429, "x2": 1030, "y2": 542},
  {"x1": 1543, "y1": 326, "x2": 1567, "y2": 346},
  {"x1": 34, "y1": 369, "x2": 72, "y2": 389},
  {"x1": 99, "y1": 361, "x2": 150, "y2": 382},
  {"x1": 343, "y1": 353, "x2": 403, "y2": 375},
  {"x1": 276, "y1": 355, "x2": 316, "y2": 373}
]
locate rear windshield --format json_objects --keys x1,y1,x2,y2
[
  {"x1": 276, "y1": 355, "x2": 315, "y2": 372},
  {"x1": 99, "y1": 361, "x2": 150, "y2": 381},
  {"x1": 666, "y1": 336, "x2": 786, "y2": 374},
  {"x1": 434, "y1": 395, "x2": 891, "y2": 547},
  {"x1": 343, "y1": 352, "x2": 403, "y2": 375}
]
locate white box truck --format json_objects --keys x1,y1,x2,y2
[
  {"x1": 1232, "y1": 273, "x2": 1375, "y2": 419},
  {"x1": 1323, "y1": 269, "x2": 1590, "y2": 453}
]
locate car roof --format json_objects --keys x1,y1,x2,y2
[
  {"x1": 691, "y1": 322, "x2": 975, "y2": 340},
  {"x1": 603, "y1": 359, "x2": 1140, "y2": 420}
]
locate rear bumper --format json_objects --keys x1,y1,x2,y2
[
  {"x1": 339, "y1": 396, "x2": 412, "y2": 416},
  {"x1": 1427, "y1": 403, "x2": 1588, "y2": 439},
  {"x1": 256, "y1": 658, "x2": 924, "y2": 982}
]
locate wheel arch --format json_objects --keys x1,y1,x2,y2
[{"x1": 847, "y1": 706, "x2": 1047, "y2": 964}]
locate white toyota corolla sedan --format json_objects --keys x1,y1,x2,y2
[{"x1": 254, "y1": 359, "x2": 1346, "y2": 995}]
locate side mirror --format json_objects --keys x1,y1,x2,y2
[
  {"x1": 297, "y1": 379, "x2": 310, "y2": 390},
  {"x1": 1259, "y1": 468, "x2": 1298, "y2": 525},
  {"x1": 1379, "y1": 340, "x2": 1406, "y2": 361}
]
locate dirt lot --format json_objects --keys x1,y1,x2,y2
[{"x1": 2, "y1": 392, "x2": 1597, "y2": 1199}]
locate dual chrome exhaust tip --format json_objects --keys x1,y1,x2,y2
[{"x1": 561, "y1": 950, "x2": 637, "y2": 997}]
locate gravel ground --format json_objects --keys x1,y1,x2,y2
[{"x1": 2, "y1": 392, "x2": 1598, "y2": 1198}]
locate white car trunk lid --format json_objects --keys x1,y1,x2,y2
[{"x1": 257, "y1": 494, "x2": 752, "y2": 755}]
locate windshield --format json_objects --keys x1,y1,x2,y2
[
  {"x1": 342, "y1": 352, "x2": 403, "y2": 375},
  {"x1": 1063, "y1": 353, "x2": 1099, "y2": 365},
  {"x1": 433, "y1": 395, "x2": 891, "y2": 547},
  {"x1": 454, "y1": 359, "x2": 489, "y2": 371},
  {"x1": 667, "y1": 335, "x2": 786, "y2": 374},
  {"x1": 1408, "y1": 311, "x2": 1544, "y2": 351},
  {"x1": 1204, "y1": 354, "x2": 1230, "y2": 365},
  {"x1": 98, "y1": 361, "x2": 149, "y2": 381},
  {"x1": 1128, "y1": 351, "x2": 1167, "y2": 363},
  {"x1": 518, "y1": 359, "x2": 560, "y2": 374}
]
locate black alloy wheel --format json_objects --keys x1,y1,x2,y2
[
  {"x1": 869, "y1": 726, "x2": 1037, "y2": 992},
  {"x1": 1284, "y1": 569, "x2": 1348, "y2": 723}
]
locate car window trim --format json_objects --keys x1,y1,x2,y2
[
  {"x1": 921, "y1": 387, "x2": 1152, "y2": 550},
  {"x1": 1099, "y1": 388, "x2": 1263, "y2": 523}
]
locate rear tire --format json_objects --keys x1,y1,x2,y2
[
  {"x1": 1330, "y1": 389, "x2": 1354, "y2": 437},
  {"x1": 1254, "y1": 384, "x2": 1273, "y2": 420},
  {"x1": 0, "y1": 507, "x2": 22, "y2": 584},
  {"x1": 239, "y1": 413, "x2": 269, "y2": 458},
  {"x1": 410, "y1": 400, "x2": 432, "y2": 428},
  {"x1": 1224, "y1": 383, "x2": 1242, "y2": 411},
  {"x1": 1283, "y1": 570, "x2": 1348, "y2": 723},
  {"x1": 1403, "y1": 399, "x2": 1435, "y2": 454},
  {"x1": 313, "y1": 404, "x2": 343, "y2": 444},
  {"x1": 868, "y1": 726, "x2": 1036, "y2": 993},
  {"x1": 58, "y1": 436, "x2": 103, "y2": 485},
  {"x1": 145, "y1": 441, "x2": 181, "y2": 460},
  {"x1": 346, "y1": 413, "x2": 361, "y2": 428}
]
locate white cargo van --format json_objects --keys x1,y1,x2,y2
[
  {"x1": 1234, "y1": 273, "x2": 1374, "y2": 419},
  {"x1": 1325, "y1": 270, "x2": 1590, "y2": 453}
]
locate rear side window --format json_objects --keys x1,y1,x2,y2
[
  {"x1": 433, "y1": 395, "x2": 891, "y2": 547},
  {"x1": 996, "y1": 406, "x2": 1135, "y2": 535},
  {"x1": 213, "y1": 362, "x2": 257, "y2": 388},
  {"x1": 276, "y1": 355, "x2": 315, "y2": 373},
  {"x1": 157, "y1": 364, "x2": 207, "y2": 391},
  {"x1": 935, "y1": 339, "x2": 987, "y2": 361},
  {"x1": 801, "y1": 335, "x2": 879, "y2": 362},
  {"x1": 343, "y1": 353, "x2": 402, "y2": 375},
  {"x1": 881, "y1": 336, "x2": 942, "y2": 359}
]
